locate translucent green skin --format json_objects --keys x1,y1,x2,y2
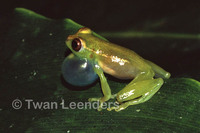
[{"x1": 66, "y1": 27, "x2": 171, "y2": 112}]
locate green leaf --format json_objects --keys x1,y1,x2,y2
[{"x1": 0, "y1": 8, "x2": 200, "y2": 133}]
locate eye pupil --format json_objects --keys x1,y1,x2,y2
[{"x1": 72, "y1": 38, "x2": 82, "y2": 51}]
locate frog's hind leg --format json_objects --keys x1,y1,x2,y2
[
  {"x1": 125, "y1": 68, "x2": 155, "y2": 89},
  {"x1": 107, "y1": 78, "x2": 164, "y2": 112},
  {"x1": 145, "y1": 59, "x2": 171, "y2": 79}
]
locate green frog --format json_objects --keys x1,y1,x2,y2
[{"x1": 66, "y1": 27, "x2": 170, "y2": 112}]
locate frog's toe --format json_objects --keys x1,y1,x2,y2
[
  {"x1": 107, "y1": 106, "x2": 118, "y2": 111},
  {"x1": 107, "y1": 107, "x2": 113, "y2": 111},
  {"x1": 88, "y1": 97, "x2": 100, "y2": 102},
  {"x1": 97, "y1": 107, "x2": 102, "y2": 111},
  {"x1": 107, "y1": 104, "x2": 127, "y2": 112},
  {"x1": 114, "y1": 107, "x2": 124, "y2": 112}
]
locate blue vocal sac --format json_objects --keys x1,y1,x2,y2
[{"x1": 61, "y1": 54, "x2": 98, "y2": 86}]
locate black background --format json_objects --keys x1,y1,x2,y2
[{"x1": 1, "y1": 0, "x2": 200, "y2": 32}]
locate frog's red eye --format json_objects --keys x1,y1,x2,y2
[{"x1": 72, "y1": 38, "x2": 82, "y2": 52}]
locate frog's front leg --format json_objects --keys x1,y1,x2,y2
[
  {"x1": 88, "y1": 64, "x2": 111, "y2": 111},
  {"x1": 108, "y1": 70, "x2": 164, "y2": 112}
]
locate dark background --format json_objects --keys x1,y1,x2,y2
[{"x1": 1, "y1": 0, "x2": 200, "y2": 32}]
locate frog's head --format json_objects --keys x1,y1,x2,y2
[{"x1": 66, "y1": 27, "x2": 94, "y2": 60}]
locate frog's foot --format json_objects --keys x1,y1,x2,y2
[
  {"x1": 88, "y1": 97, "x2": 105, "y2": 111},
  {"x1": 88, "y1": 97, "x2": 101, "y2": 102},
  {"x1": 107, "y1": 102, "x2": 128, "y2": 112},
  {"x1": 108, "y1": 93, "x2": 154, "y2": 112}
]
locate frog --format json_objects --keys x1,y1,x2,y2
[{"x1": 65, "y1": 27, "x2": 171, "y2": 112}]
